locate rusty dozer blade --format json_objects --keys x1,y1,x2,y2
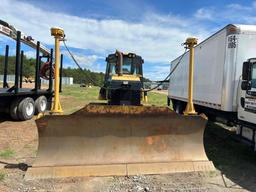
[{"x1": 26, "y1": 105, "x2": 214, "y2": 179}]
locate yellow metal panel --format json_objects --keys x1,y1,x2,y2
[
  {"x1": 111, "y1": 75, "x2": 140, "y2": 81},
  {"x1": 50, "y1": 27, "x2": 65, "y2": 37}
]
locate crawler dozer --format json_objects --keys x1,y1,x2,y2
[
  {"x1": 99, "y1": 50, "x2": 145, "y2": 105},
  {"x1": 25, "y1": 32, "x2": 214, "y2": 179}
]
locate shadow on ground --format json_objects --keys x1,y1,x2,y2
[
  {"x1": 205, "y1": 121, "x2": 256, "y2": 191},
  {"x1": 0, "y1": 113, "x2": 12, "y2": 123}
]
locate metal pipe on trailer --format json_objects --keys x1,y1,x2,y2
[
  {"x1": 20, "y1": 51, "x2": 24, "y2": 88},
  {"x1": 14, "y1": 31, "x2": 21, "y2": 94},
  {"x1": 34, "y1": 41, "x2": 40, "y2": 93},
  {"x1": 39, "y1": 56, "x2": 43, "y2": 90},
  {"x1": 46, "y1": 54, "x2": 50, "y2": 62},
  {"x1": 3, "y1": 45, "x2": 9, "y2": 88}
]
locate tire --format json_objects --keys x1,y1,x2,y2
[
  {"x1": 207, "y1": 115, "x2": 216, "y2": 122},
  {"x1": 167, "y1": 97, "x2": 170, "y2": 106},
  {"x1": 174, "y1": 101, "x2": 185, "y2": 114},
  {"x1": 9, "y1": 98, "x2": 22, "y2": 120},
  {"x1": 34, "y1": 96, "x2": 47, "y2": 114},
  {"x1": 172, "y1": 100, "x2": 176, "y2": 111},
  {"x1": 17, "y1": 97, "x2": 35, "y2": 121}
]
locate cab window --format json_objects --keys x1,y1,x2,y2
[
  {"x1": 109, "y1": 62, "x2": 117, "y2": 75},
  {"x1": 122, "y1": 57, "x2": 132, "y2": 74}
]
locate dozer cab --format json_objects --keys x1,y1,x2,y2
[
  {"x1": 25, "y1": 33, "x2": 214, "y2": 179},
  {"x1": 99, "y1": 50, "x2": 144, "y2": 105}
]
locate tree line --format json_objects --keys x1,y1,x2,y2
[{"x1": 0, "y1": 55, "x2": 105, "y2": 85}]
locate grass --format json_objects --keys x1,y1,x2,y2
[
  {"x1": 0, "y1": 149, "x2": 15, "y2": 158},
  {"x1": 60, "y1": 85, "x2": 168, "y2": 114},
  {"x1": 60, "y1": 85, "x2": 103, "y2": 114},
  {"x1": 145, "y1": 91, "x2": 167, "y2": 106},
  {"x1": 61, "y1": 85, "x2": 100, "y2": 102},
  {"x1": 0, "y1": 172, "x2": 5, "y2": 181}
]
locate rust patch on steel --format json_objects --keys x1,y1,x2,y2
[{"x1": 143, "y1": 135, "x2": 168, "y2": 153}]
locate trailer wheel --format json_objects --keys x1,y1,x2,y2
[
  {"x1": 167, "y1": 97, "x2": 170, "y2": 106},
  {"x1": 10, "y1": 98, "x2": 22, "y2": 120},
  {"x1": 17, "y1": 97, "x2": 35, "y2": 121},
  {"x1": 174, "y1": 101, "x2": 184, "y2": 114},
  {"x1": 35, "y1": 96, "x2": 47, "y2": 114}
]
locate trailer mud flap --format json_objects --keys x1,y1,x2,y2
[{"x1": 26, "y1": 105, "x2": 214, "y2": 179}]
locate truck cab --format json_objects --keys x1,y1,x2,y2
[{"x1": 237, "y1": 58, "x2": 256, "y2": 149}]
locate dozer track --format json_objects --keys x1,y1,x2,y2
[{"x1": 26, "y1": 104, "x2": 214, "y2": 179}]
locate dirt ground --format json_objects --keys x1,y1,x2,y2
[{"x1": 0, "y1": 113, "x2": 256, "y2": 192}]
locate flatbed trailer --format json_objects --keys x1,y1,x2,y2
[{"x1": 0, "y1": 26, "x2": 63, "y2": 120}]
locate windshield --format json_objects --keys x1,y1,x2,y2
[
  {"x1": 252, "y1": 63, "x2": 256, "y2": 90},
  {"x1": 107, "y1": 55, "x2": 142, "y2": 76},
  {"x1": 122, "y1": 57, "x2": 132, "y2": 74},
  {"x1": 108, "y1": 57, "x2": 138, "y2": 75}
]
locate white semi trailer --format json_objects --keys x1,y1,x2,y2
[{"x1": 168, "y1": 24, "x2": 256, "y2": 149}]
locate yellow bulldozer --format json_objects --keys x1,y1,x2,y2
[
  {"x1": 25, "y1": 29, "x2": 214, "y2": 179},
  {"x1": 99, "y1": 50, "x2": 145, "y2": 105}
]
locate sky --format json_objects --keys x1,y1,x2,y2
[{"x1": 1, "y1": 0, "x2": 256, "y2": 80}]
